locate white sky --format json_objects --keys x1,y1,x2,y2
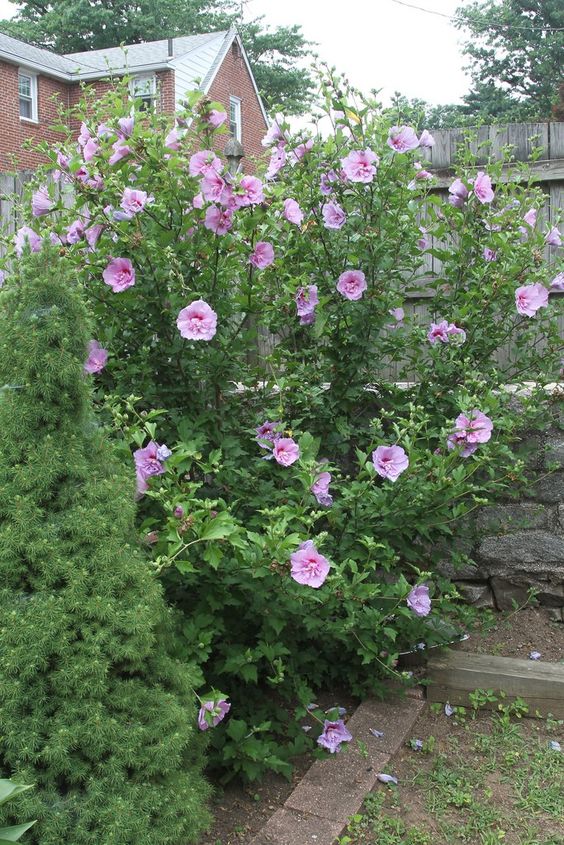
[{"x1": 0, "y1": 0, "x2": 471, "y2": 105}]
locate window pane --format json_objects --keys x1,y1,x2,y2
[
  {"x1": 19, "y1": 75, "x2": 31, "y2": 97},
  {"x1": 20, "y1": 97, "x2": 32, "y2": 119}
]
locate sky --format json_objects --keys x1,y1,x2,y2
[{"x1": 0, "y1": 0, "x2": 472, "y2": 106}]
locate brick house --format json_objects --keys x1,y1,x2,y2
[{"x1": 0, "y1": 28, "x2": 269, "y2": 172}]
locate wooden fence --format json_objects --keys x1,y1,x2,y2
[{"x1": 1, "y1": 123, "x2": 563, "y2": 377}]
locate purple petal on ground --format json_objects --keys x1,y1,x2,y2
[
  {"x1": 549, "y1": 740, "x2": 561, "y2": 751},
  {"x1": 444, "y1": 703, "x2": 455, "y2": 717},
  {"x1": 306, "y1": 703, "x2": 319, "y2": 711},
  {"x1": 369, "y1": 728, "x2": 384, "y2": 738},
  {"x1": 377, "y1": 773, "x2": 398, "y2": 785},
  {"x1": 529, "y1": 651, "x2": 541, "y2": 660}
]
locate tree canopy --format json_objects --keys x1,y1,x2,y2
[
  {"x1": 454, "y1": 0, "x2": 564, "y2": 121},
  {"x1": 0, "y1": 0, "x2": 314, "y2": 114}
]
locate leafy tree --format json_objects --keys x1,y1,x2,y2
[
  {"x1": 0, "y1": 250, "x2": 210, "y2": 843},
  {"x1": 0, "y1": 0, "x2": 314, "y2": 114},
  {"x1": 454, "y1": 0, "x2": 564, "y2": 121}
]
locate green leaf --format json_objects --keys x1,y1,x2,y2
[
  {"x1": 226, "y1": 719, "x2": 248, "y2": 742},
  {"x1": 0, "y1": 821, "x2": 36, "y2": 841},
  {"x1": 199, "y1": 512, "x2": 237, "y2": 541},
  {"x1": 0, "y1": 782, "x2": 31, "y2": 807}
]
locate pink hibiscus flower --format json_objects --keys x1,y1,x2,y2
[
  {"x1": 177, "y1": 299, "x2": 218, "y2": 341},
  {"x1": 83, "y1": 339, "x2": 108, "y2": 374},
  {"x1": 515, "y1": 283, "x2": 549, "y2": 316},
  {"x1": 249, "y1": 241, "x2": 275, "y2": 270},
  {"x1": 102, "y1": 257, "x2": 135, "y2": 292},
  {"x1": 340, "y1": 149, "x2": 379, "y2": 183},
  {"x1": 387, "y1": 125, "x2": 419, "y2": 153},
  {"x1": 290, "y1": 540, "x2": 330, "y2": 588},
  {"x1": 273, "y1": 437, "x2": 300, "y2": 466},
  {"x1": 372, "y1": 445, "x2": 409, "y2": 482},
  {"x1": 336, "y1": 270, "x2": 367, "y2": 301}
]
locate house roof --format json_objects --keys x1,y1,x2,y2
[
  {"x1": 0, "y1": 30, "x2": 91, "y2": 76},
  {"x1": 65, "y1": 30, "x2": 230, "y2": 78}
]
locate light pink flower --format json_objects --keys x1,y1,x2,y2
[
  {"x1": 289, "y1": 138, "x2": 314, "y2": 164},
  {"x1": 84, "y1": 339, "x2": 108, "y2": 374},
  {"x1": 387, "y1": 125, "x2": 419, "y2": 153},
  {"x1": 256, "y1": 420, "x2": 282, "y2": 446},
  {"x1": 387, "y1": 307, "x2": 405, "y2": 329},
  {"x1": 133, "y1": 440, "x2": 166, "y2": 495},
  {"x1": 14, "y1": 226, "x2": 42, "y2": 256},
  {"x1": 31, "y1": 186, "x2": 54, "y2": 217},
  {"x1": 273, "y1": 437, "x2": 300, "y2": 466},
  {"x1": 523, "y1": 208, "x2": 537, "y2": 227},
  {"x1": 120, "y1": 187, "x2": 150, "y2": 215},
  {"x1": 262, "y1": 119, "x2": 285, "y2": 147},
  {"x1": 483, "y1": 247, "x2": 497, "y2": 262},
  {"x1": 340, "y1": 149, "x2": 379, "y2": 183},
  {"x1": 83, "y1": 137, "x2": 100, "y2": 162},
  {"x1": 311, "y1": 471, "x2": 333, "y2": 507},
  {"x1": 545, "y1": 226, "x2": 562, "y2": 247},
  {"x1": 446, "y1": 323, "x2": 466, "y2": 343},
  {"x1": 372, "y1": 445, "x2": 409, "y2": 482},
  {"x1": 448, "y1": 178, "x2": 468, "y2": 207},
  {"x1": 206, "y1": 109, "x2": 227, "y2": 128},
  {"x1": 117, "y1": 116, "x2": 134, "y2": 139},
  {"x1": 472, "y1": 171, "x2": 495, "y2": 204},
  {"x1": 201, "y1": 170, "x2": 226, "y2": 203},
  {"x1": 177, "y1": 299, "x2": 218, "y2": 341},
  {"x1": 238, "y1": 175, "x2": 264, "y2": 206},
  {"x1": 192, "y1": 192, "x2": 204, "y2": 209},
  {"x1": 407, "y1": 584, "x2": 431, "y2": 617},
  {"x1": 290, "y1": 540, "x2": 330, "y2": 588},
  {"x1": 102, "y1": 257, "x2": 136, "y2": 292},
  {"x1": 418, "y1": 129, "x2": 435, "y2": 148},
  {"x1": 108, "y1": 140, "x2": 132, "y2": 165},
  {"x1": 387, "y1": 126, "x2": 419, "y2": 153},
  {"x1": 448, "y1": 410, "x2": 493, "y2": 457},
  {"x1": 66, "y1": 219, "x2": 85, "y2": 244},
  {"x1": 322, "y1": 201, "x2": 346, "y2": 230},
  {"x1": 165, "y1": 127, "x2": 181, "y2": 150},
  {"x1": 96, "y1": 122, "x2": 114, "y2": 139},
  {"x1": 408, "y1": 163, "x2": 433, "y2": 190},
  {"x1": 189, "y1": 150, "x2": 222, "y2": 177},
  {"x1": 295, "y1": 285, "x2": 318, "y2": 324},
  {"x1": 515, "y1": 283, "x2": 549, "y2": 317},
  {"x1": 85, "y1": 223, "x2": 104, "y2": 249},
  {"x1": 550, "y1": 272, "x2": 564, "y2": 291},
  {"x1": 266, "y1": 144, "x2": 286, "y2": 180},
  {"x1": 417, "y1": 227, "x2": 429, "y2": 250},
  {"x1": 283, "y1": 198, "x2": 304, "y2": 226},
  {"x1": 198, "y1": 698, "x2": 231, "y2": 731},
  {"x1": 427, "y1": 320, "x2": 450, "y2": 344},
  {"x1": 77, "y1": 122, "x2": 91, "y2": 147},
  {"x1": 0, "y1": 270, "x2": 4, "y2": 288},
  {"x1": 249, "y1": 241, "x2": 274, "y2": 270},
  {"x1": 204, "y1": 205, "x2": 233, "y2": 235},
  {"x1": 317, "y1": 719, "x2": 352, "y2": 752},
  {"x1": 337, "y1": 270, "x2": 367, "y2": 301}
]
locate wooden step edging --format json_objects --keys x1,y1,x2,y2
[{"x1": 426, "y1": 650, "x2": 564, "y2": 719}]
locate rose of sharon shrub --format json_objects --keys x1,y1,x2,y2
[{"x1": 2, "y1": 70, "x2": 561, "y2": 782}]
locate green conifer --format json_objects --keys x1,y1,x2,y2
[{"x1": 0, "y1": 249, "x2": 210, "y2": 844}]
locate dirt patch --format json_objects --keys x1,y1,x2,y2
[
  {"x1": 198, "y1": 691, "x2": 357, "y2": 845},
  {"x1": 458, "y1": 605, "x2": 563, "y2": 663}
]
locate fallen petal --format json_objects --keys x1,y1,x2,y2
[
  {"x1": 369, "y1": 728, "x2": 384, "y2": 738},
  {"x1": 549, "y1": 740, "x2": 561, "y2": 752},
  {"x1": 377, "y1": 773, "x2": 398, "y2": 785},
  {"x1": 444, "y1": 703, "x2": 455, "y2": 717},
  {"x1": 529, "y1": 651, "x2": 541, "y2": 660}
]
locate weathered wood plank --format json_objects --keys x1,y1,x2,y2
[
  {"x1": 427, "y1": 650, "x2": 564, "y2": 719},
  {"x1": 551, "y1": 122, "x2": 564, "y2": 159},
  {"x1": 432, "y1": 157, "x2": 564, "y2": 188}
]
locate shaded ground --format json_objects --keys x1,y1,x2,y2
[
  {"x1": 199, "y1": 607, "x2": 563, "y2": 844},
  {"x1": 339, "y1": 701, "x2": 563, "y2": 845}
]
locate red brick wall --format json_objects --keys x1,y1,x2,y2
[
  {"x1": 208, "y1": 41, "x2": 268, "y2": 168},
  {"x1": 0, "y1": 60, "x2": 70, "y2": 171}
]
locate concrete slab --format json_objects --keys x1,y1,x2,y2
[
  {"x1": 348, "y1": 695, "x2": 426, "y2": 756},
  {"x1": 250, "y1": 807, "x2": 343, "y2": 845}
]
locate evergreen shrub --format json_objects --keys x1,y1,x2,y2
[{"x1": 0, "y1": 252, "x2": 210, "y2": 843}]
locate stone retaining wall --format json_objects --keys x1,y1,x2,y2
[{"x1": 439, "y1": 415, "x2": 564, "y2": 618}]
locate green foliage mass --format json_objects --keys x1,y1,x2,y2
[
  {"x1": 0, "y1": 0, "x2": 314, "y2": 115},
  {"x1": 454, "y1": 0, "x2": 564, "y2": 122},
  {"x1": 2, "y1": 73, "x2": 562, "y2": 781},
  {"x1": 0, "y1": 252, "x2": 210, "y2": 843}
]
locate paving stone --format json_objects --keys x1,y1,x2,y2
[
  {"x1": 346, "y1": 696, "x2": 425, "y2": 757},
  {"x1": 250, "y1": 807, "x2": 343, "y2": 845},
  {"x1": 284, "y1": 750, "x2": 388, "y2": 822}
]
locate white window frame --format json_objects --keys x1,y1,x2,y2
[
  {"x1": 129, "y1": 74, "x2": 157, "y2": 111},
  {"x1": 229, "y1": 95, "x2": 242, "y2": 142},
  {"x1": 19, "y1": 70, "x2": 38, "y2": 123}
]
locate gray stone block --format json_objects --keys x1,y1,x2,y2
[
  {"x1": 527, "y1": 472, "x2": 564, "y2": 504},
  {"x1": 490, "y1": 574, "x2": 564, "y2": 609},
  {"x1": 476, "y1": 503, "x2": 551, "y2": 534},
  {"x1": 545, "y1": 436, "x2": 564, "y2": 469},
  {"x1": 456, "y1": 581, "x2": 494, "y2": 607},
  {"x1": 438, "y1": 559, "x2": 482, "y2": 580},
  {"x1": 477, "y1": 530, "x2": 564, "y2": 568},
  {"x1": 251, "y1": 807, "x2": 344, "y2": 845},
  {"x1": 490, "y1": 577, "x2": 530, "y2": 611}
]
